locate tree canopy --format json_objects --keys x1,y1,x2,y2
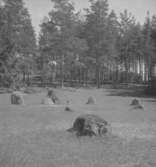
[
  {"x1": 1, "y1": 0, "x2": 156, "y2": 89},
  {"x1": 0, "y1": 0, "x2": 36, "y2": 87}
]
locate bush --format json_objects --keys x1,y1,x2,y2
[
  {"x1": 0, "y1": 73, "x2": 14, "y2": 88},
  {"x1": 119, "y1": 72, "x2": 142, "y2": 83}
]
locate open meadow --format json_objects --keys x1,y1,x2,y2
[{"x1": 0, "y1": 87, "x2": 156, "y2": 167}]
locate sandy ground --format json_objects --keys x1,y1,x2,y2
[{"x1": 0, "y1": 87, "x2": 156, "y2": 167}]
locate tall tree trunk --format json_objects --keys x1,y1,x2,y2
[
  {"x1": 148, "y1": 55, "x2": 152, "y2": 81},
  {"x1": 27, "y1": 73, "x2": 30, "y2": 86},
  {"x1": 60, "y1": 54, "x2": 64, "y2": 88},
  {"x1": 96, "y1": 64, "x2": 100, "y2": 88},
  {"x1": 23, "y1": 72, "x2": 26, "y2": 83},
  {"x1": 79, "y1": 67, "x2": 81, "y2": 84},
  {"x1": 115, "y1": 62, "x2": 119, "y2": 83}
]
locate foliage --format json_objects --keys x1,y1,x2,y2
[
  {"x1": 0, "y1": 0, "x2": 36, "y2": 87},
  {"x1": 38, "y1": 0, "x2": 88, "y2": 85},
  {"x1": 1, "y1": 0, "x2": 155, "y2": 89}
]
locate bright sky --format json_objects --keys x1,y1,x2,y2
[{"x1": 24, "y1": 0, "x2": 156, "y2": 36}]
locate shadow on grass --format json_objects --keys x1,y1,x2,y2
[
  {"x1": 143, "y1": 99, "x2": 156, "y2": 103},
  {"x1": 107, "y1": 87, "x2": 156, "y2": 99}
]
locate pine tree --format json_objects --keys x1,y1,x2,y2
[
  {"x1": 118, "y1": 10, "x2": 138, "y2": 82},
  {"x1": 84, "y1": 0, "x2": 109, "y2": 88},
  {"x1": 147, "y1": 15, "x2": 156, "y2": 94},
  {"x1": 39, "y1": 0, "x2": 88, "y2": 86},
  {"x1": 106, "y1": 10, "x2": 119, "y2": 82},
  {"x1": 142, "y1": 12, "x2": 155, "y2": 81},
  {"x1": 0, "y1": 0, "x2": 36, "y2": 87}
]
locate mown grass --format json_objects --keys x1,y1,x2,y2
[
  {"x1": 0, "y1": 88, "x2": 156, "y2": 167},
  {"x1": 0, "y1": 129, "x2": 156, "y2": 167}
]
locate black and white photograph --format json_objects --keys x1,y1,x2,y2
[{"x1": 0, "y1": 0, "x2": 156, "y2": 166}]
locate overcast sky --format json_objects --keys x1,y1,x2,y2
[{"x1": 24, "y1": 0, "x2": 156, "y2": 36}]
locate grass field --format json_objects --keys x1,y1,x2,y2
[{"x1": 0, "y1": 87, "x2": 156, "y2": 167}]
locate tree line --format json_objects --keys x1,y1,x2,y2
[
  {"x1": 38, "y1": 0, "x2": 156, "y2": 88},
  {"x1": 0, "y1": 0, "x2": 156, "y2": 89}
]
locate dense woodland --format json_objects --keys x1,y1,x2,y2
[
  {"x1": 0, "y1": 0, "x2": 36, "y2": 87},
  {"x1": 0, "y1": 0, "x2": 156, "y2": 91}
]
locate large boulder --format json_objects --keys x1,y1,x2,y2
[
  {"x1": 68, "y1": 114, "x2": 111, "y2": 137},
  {"x1": 10, "y1": 91, "x2": 24, "y2": 105},
  {"x1": 86, "y1": 96, "x2": 96, "y2": 105}
]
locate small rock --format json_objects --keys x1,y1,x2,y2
[
  {"x1": 41, "y1": 97, "x2": 54, "y2": 105},
  {"x1": 47, "y1": 89, "x2": 60, "y2": 104},
  {"x1": 11, "y1": 91, "x2": 24, "y2": 105},
  {"x1": 86, "y1": 96, "x2": 96, "y2": 105},
  {"x1": 131, "y1": 99, "x2": 144, "y2": 110},
  {"x1": 131, "y1": 99, "x2": 139, "y2": 106},
  {"x1": 65, "y1": 107, "x2": 74, "y2": 112}
]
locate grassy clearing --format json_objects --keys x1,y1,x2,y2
[
  {"x1": 0, "y1": 130, "x2": 156, "y2": 167},
  {"x1": 0, "y1": 87, "x2": 156, "y2": 167}
]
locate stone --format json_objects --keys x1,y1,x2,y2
[
  {"x1": 47, "y1": 89, "x2": 60, "y2": 104},
  {"x1": 131, "y1": 99, "x2": 139, "y2": 106},
  {"x1": 131, "y1": 99, "x2": 144, "y2": 110},
  {"x1": 86, "y1": 96, "x2": 96, "y2": 105},
  {"x1": 68, "y1": 114, "x2": 111, "y2": 137},
  {"x1": 11, "y1": 91, "x2": 24, "y2": 105},
  {"x1": 41, "y1": 97, "x2": 54, "y2": 105},
  {"x1": 65, "y1": 107, "x2": 74, "y2": 112}
]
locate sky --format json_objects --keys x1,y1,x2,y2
[{"x1": 24, "y1": 0, "x2": 156, "y2": 36}]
